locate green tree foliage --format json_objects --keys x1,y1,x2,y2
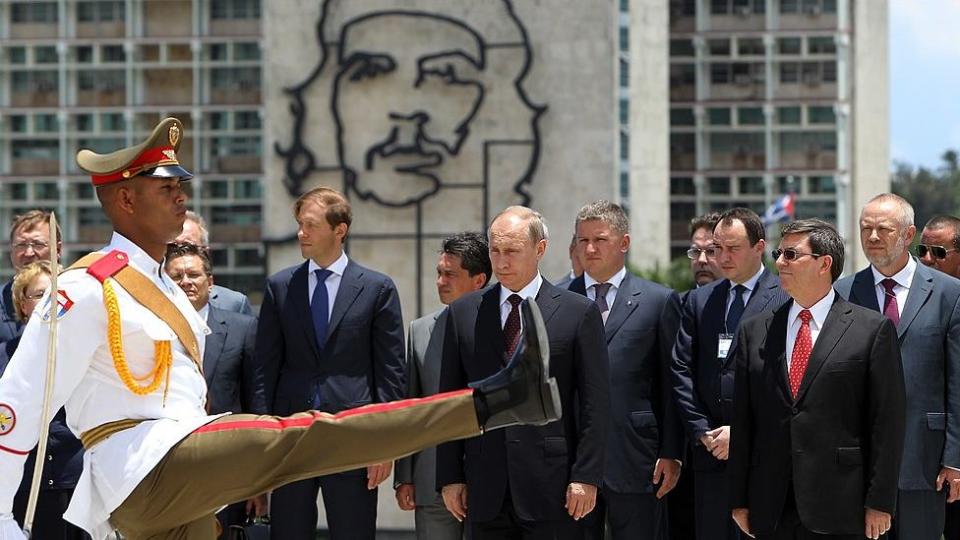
[
  {"x1": 891, "y1": 149, "x2": 960, "y2": 228},
  {"x1": 631, "y1": 257, "x2": 696, "y2": 292}
]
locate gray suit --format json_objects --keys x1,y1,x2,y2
[
  {"x1": 835, "y1": 259, "x2": 960, "y2": 539},
  {"x1": 209, "y1": 284, "x2": 254, "y2": 316},
  {"x1": 203, "y1": 306, "x2": 264, "y2": 415},
  {"x1": 395, "y1": 309, "x2": 462, "y2": 540}
]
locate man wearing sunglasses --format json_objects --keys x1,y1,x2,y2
[
  {"x1": 729, "y1": 218, "x2": 905, "y2": 540},
  {"x1": 917, "y1": 215, "x2": 960, "y2": 279},
  {"x1": 835, "y1": 193, "x2": 960, "y2": 540},
  {"x1": 672, "y1": 207, "x2": 789, "y2": 540}
]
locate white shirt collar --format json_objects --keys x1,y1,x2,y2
[
  {"x1": 106, "y1": 232, "x2": 167, "y2": 287},
  {"x1": 499, "y1": 273, "x2": 543, "y2": 306},
  {"x1": 198, "y1": 303, "x2": 210, "y2": 322},
  {"x1": 870, "y1": 256, "x2": 917, "y2": 290},
  {"x1": 734, "y1": 264, "x2": 766, "y2": 291},
  {"x1": 788, "y1": 288, "x2": 835, "y2": 330},
  {"x1": 584, "y1": 266, "x2": 627, "y2": 291},
  {"x1": 308, "y1": 250, "x2": 349, "y2": 276}
]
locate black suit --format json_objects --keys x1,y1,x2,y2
[
  {"x1": 835, "y1": 261, "x2": 960, "y2": 539},
  {"x1": 0, "y1": 281, "x2": 20, "y2": 346},
  {"x1": 569, "y1": 273, "x2": 682, "y2": 539},
  {"x1": 728, "y1": 297, "x2": 906, "y2": 537},
  {"x1": 671, "y1": 269, "x2": 789, "y2": 539},
  {"x1": 257, "y1": 258, "x2": 406, "y2": 539},
  {"x1": 437, "y1": 280, "x2": 609, "y2": 538}
]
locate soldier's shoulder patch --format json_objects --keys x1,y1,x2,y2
[
  {"x1": 0, "y1": 403, "x2": 16, "y2": 435},
  {"x1": 40, "y1": 289, "x2": 75, "y2": 322}
]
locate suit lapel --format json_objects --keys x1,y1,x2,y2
[
  {"x1": 848, "y1": 268, "x2": 881, "y2": 312},
  {"x1": 604, "y1": 273, "x2": 640, "y2": 342},
  {"x1": 202, "y1": 307, "x2": 228, "y2": 382},
  {"x1": 535, "y1": 280, "x2": 563, "y2": 325},
  {"x1": 761, "y1": 303, "x2": 792, "y2": 403},
  {"x1": 743, "y1": 269, "x2": 778, "y2": 318},
  {"x1": 898, "y1": 261, "x2": 933, "y2": 338},
  {"x1": 794, "y1": 298, "x2": 853, "y2": 404},
  {"x1": 326, "y1": 260, "x2": 363, "y2": 341},
  {"x1": 290, "y1": 263, "x2": 322, "y2": 360},
  {"x1": 479, "y1": 286, "x2": 506, "y2": 362}
]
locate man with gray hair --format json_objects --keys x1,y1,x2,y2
[
  {"x1": 835, "y1": 193, "x2": 960, "y2": 539},
  {"x1": 175, "y1": 211, "x2": 254, "y2": 316},
  {"x1": 437, "y1": 205, "x2": 609, "y2": 538},
  {"x1": 567, "y1": 200, "x2": 683, "y2": 540}
]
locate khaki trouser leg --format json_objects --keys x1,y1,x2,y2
[{"x1": 111, "y1": 389, "x2": 479, "y2": 538}]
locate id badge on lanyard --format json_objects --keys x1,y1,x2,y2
[{"x1": 717, "y1": 333, "x2": 734, "y2": 360}]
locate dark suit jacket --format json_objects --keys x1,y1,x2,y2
[
  {"x1": 0, "y1": 281, "x2": 21, "y2": 345},
  {"x1": 671, "y1": 268, "x2": 789, "y2": 471},
  {"x1": 834, "y1": 260, "x2": 960, "y2": 490},
  {"x1": 203, "y1": 305, "x2": 264, "y2": 415},
  {"x1": 209, "y1": 284, "x2": 254, "y2": 316},
  {"x1": 257, "y1": 259, "x2": 405, "y2": 416},
  {"x1": 395, "y1": 308, "x2": 447, "y2": 505},
  {"x1": 728, "y1": 297, "x2": 906, "y2": 535},
  {"x1": 569, "y1": 272, "x2": 683, "y2": 494},
  {"x1": 436, "y1": 280, "x2": 610, "y2": 523}
]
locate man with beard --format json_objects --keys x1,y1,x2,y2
[{"x1": 835, "y1": 193, "x2": 960, "y2": 539}]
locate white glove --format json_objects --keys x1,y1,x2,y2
[{"x1": 0, "y1": 515, "x2": 25, "y2": 540}]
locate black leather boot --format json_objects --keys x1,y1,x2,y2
[{"x1": 470, "y1": 298, "x2": 561, "y2": 431}]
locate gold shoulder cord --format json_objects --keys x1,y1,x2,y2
[{"x1": 102, "y1": 278, "x2": 173, "y2": 403}]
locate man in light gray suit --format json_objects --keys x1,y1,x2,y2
[
  {"x1": 176, "y1": 211, "x2": 254, "y2": 316},
  {"x1": 394, "y1": 232, "x2": 491, "y2": 539},
  {"x1": 835, "y1": 193, "x2": 960, "y2": 540}
]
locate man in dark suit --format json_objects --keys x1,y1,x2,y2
[
  {"x1": 437, "y1": 206, "x2": 609, "y2": 539},
  {"x1": 176, "y1": 211, "x2": 254, "y2": 315},
  {"x1": 729, "y1": 218, "x2": 906, "y2": 539},
  {"x1": 672, "y1": 207, "x2": 789, "y2": 540},
  {"x1": 257, "y1": 186, "x2": 406, "y2": 540},
  {"x1": 567, "y1": 201, "x2": 682, "y2": 540},
  {"x1": 1, "y1": 210, "x2": 62, "y2": 345},
  {"x1": 394, "y1": 232, "x2": 491, "y2": 539},
  {"x1": 556, "y1": 233, "x2": 583, "y2": 288},
  {"x1": 165, "y1": 242, "x2": 266, "y2": 536},
  {"x1": 834, "y1": 194, "x2": 960, "y2": 539}
]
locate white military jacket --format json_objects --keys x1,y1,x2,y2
[{"x1": 0, "y1": 233, "x2": 219, "y2": 539}]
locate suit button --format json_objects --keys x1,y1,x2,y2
[
  {"x1": 47, "y1": 455, "x2": 53, "y2": 461},
  {"x1": 47, "y1": 480, "x2": 54, "y2": 486},
  {"x1": 791, "y1": 407, "x2": 799, "y2": 415}
]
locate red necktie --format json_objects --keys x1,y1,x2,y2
[
  {"x1": 881, "y1": 278, "x2": 900, "y2": 326},
  {"x1": 788, "y1": 309, "x2": 813, "y2": 399},
  {"x1": 503, "y1": 294, "x2": 523, "y2": 363}
]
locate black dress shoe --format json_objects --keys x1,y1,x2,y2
[{"x1": 470, "y1": 298, "x2": 561, "y2": 431}]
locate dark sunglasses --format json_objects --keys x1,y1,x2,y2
[
  {"x1": 916, "y1": 244, "x2": 957, "y2": 260},
  {"x1": 772, "y1": 248, "x2": 822, "y2": 261}
]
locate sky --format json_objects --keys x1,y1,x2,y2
[{"x1": 889, "y1": 0, "x2": 960, "y2": 170}]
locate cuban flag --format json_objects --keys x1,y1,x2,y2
[{"x1": 762, "y1": 193, "x2": 795, "y2": 226}]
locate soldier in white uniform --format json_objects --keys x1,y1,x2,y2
[{"x1": 0, "y1": 118, "x2": 561, "y2": 540}]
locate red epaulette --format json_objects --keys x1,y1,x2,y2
[{"x1": 86, "y1": 250, "x2": 131, "y2": 283}]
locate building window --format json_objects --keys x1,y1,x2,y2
[
  {"x1": 738, "y1": 107, "x2": 765, "y2": 126},
  {"x1": 11, "y1": 2, "x2": 58, "y2": 23},
  {"x1": 211, "y1": 136, "x2": 261, "y2": 157},
  {"x1": 76, "y1": 137, "x2": 124, "y2": 154},
  {"x1": 670, "y1": 177, "x2": 696, "y2": 196},
  {"x1": 738, "y1": 38, "x2": 764, "y2": 56},
  {"x1": 208, "y1": 112, "x2": 228, "y2": 130},
  {"x1": 8, "y1": 47, "x2": 27, "y2": 64},
  {"x1": 235, "y1": 248, "x2": 262, "y2": 267},
  {"x1": 211, "y1": 205, "x2": 260, "y2": 225},
  {"x1": 619, "y1": 58, "x2": 630, "y2": 88},
  {"x1": 79, "y1": 207, "x2": 110, "y2": 226},
  {"x1": 708, "y1": 177, "x2": 731, "y2": 194},
  {"x1": 671, "y1": 108, "x2": 695, "y2": 127},
  {"x1": 779, "y1": 62, "x2": 800, "y2": 83},
  {"x1": 12, "y1": 140, "x2": 59, "y2": 160},
  {"x1": 620, "y1": 132, "x2": 629, "y2": 160},
  {"x1": 77, "y1": 1, "x2": 125, "y2": 22},
  {"x1": 808, "y1": 36, "x2": 836, "y2": 54},
  {"x1": 35, "y1": 114, "x2": 58, "y2": 132},
  {"x1": 75, "y1": 114, "x2": 94, "y2": 131},
  {"x1": 34, "y1": 182, "x2": 59, "y2": 200},
  {"x1": 101, "y1": 113, "x2": 125, "y2": 131},
  {"x1": 75, "y1": 45, "x2": 94, "y2": 63},
  {"x1": 204, "y1": 181, "x2": 230, "y2": 199},
  {"x1": 11, "y1": 71, "x2": 58, "y2": 93},
  {"x1": 102, "y1": 44, "x2": 126, "y2": 62},
  {"x1": 78, "y1": 70, "x2": 124, "y2": 92},
  {"x1": 35, "y1": 46, "x2": 58, "y2": 64},
  {"x1": 73, "y1": 182, "x2": 95, "y2": 200},
  {"x1": 708, "y1": 107, "x2": 731, "y2": 126},
  {"x1": 208, "y1": 43, "x2": 228, "y2": 61},
  {"x1": 210, "y1": 67, "x2": 261, "y2": 92},
  {"x1": 780, "y1": 0, "x2": 800, "y2": 14},
  {"x1": 807, "y1": 106, "x2": 836, "y2": 124},
  {"x1": 708, "y1": 39, "x2": 731, "y2": 57},
  {"x1": 620, "y1": 98, "x2": 630, "y2": 125},
  {"x1": 234, "y1": 42, "x2": 260, "y2": 61},
  {"x1": 6, "y1": 183, "x2": 28, "y2": 201},
  {"x1": 777, "y1": 38, "x2": 802, "y2": 55},
  {"x1": 777, "y1": 106, "x2": 802, "y2": 124},
  {"x1": 9, "y1": 116, "x2": 28, "y2": 133},
  {"x1": 619, "y1": 26, "x2": 629, "y2": 52},
  {"x1": 739, "y1": 176, "x2": 765, "y2": 194},
  {"x1": 235, "y1": 179, "x2": 262, "y2": 199},
  {"x1": 235, "y1": 111, "x2": 261, "y2": 130},
  {"x1": 211, "y1": 0, "x2": 261, "y2": 20},
  {"x1": 808, "y1": 175, "x2": 836, "y2": 193},
  {"x1": 670, "y1": 39, "x2": 695, "y2": 57}
]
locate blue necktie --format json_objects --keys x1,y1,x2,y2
[
  {"x1": 312, "y1": 268, "x2": 333, "y2": 352},
  {"x1": 726, "y1": 284, "x2": 747, "y2": 333}
]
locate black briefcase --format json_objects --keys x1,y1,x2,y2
[{"x1": 227, "y1": 516, "x2": 270, "y2": 540}]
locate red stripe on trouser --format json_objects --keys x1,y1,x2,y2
[{"x1": 193, "y1": 388, "x2": 475, "y2": 435}]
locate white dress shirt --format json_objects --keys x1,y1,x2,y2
[
  {"x1": 584, "y1": 266, "x2": 627, "y2": 310},
  {"x1": 870, "y1": 257, "x2": 916, "y2": 318},
  {"x1": 726, "y1": 265, "x2": 766, "y2": 318},
  {"x1": 308, "y1": 251, "x2": 349, "y2": 320},
  {"x1": 786, "y1": 289, "x2": 835, "y2": 370},
  {"x1": 499, "y1": 273, "x2": 543, "y2": 329}
]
